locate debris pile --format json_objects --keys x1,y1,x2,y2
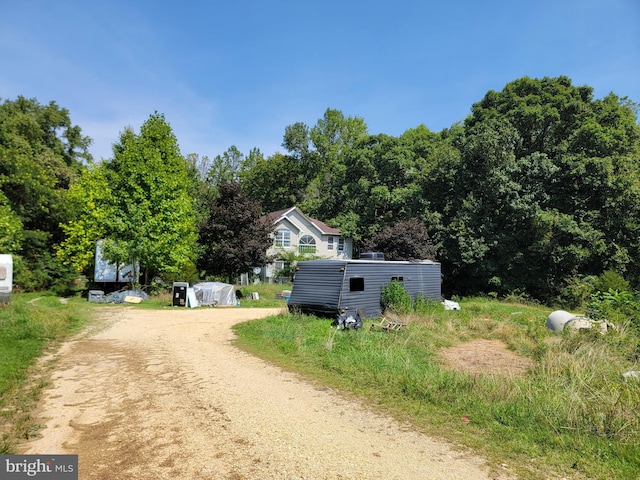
[
  {"x1": 545, "y1": 310, "x2": 608, "y2": 334},
  {"x1": 103, "y1": 290, "x2": 149, "y2": 304}
]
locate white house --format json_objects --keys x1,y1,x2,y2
[{"x1": 261, "y1": 207, "x2": 353, "y2": 281}]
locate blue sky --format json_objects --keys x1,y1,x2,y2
[{"x1": 2, "y1": 1, "x2": 639, "y2": 162}]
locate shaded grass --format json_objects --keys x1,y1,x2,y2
[{"x1": 233, "y1": 297, "x2": 640, "y2": 479}]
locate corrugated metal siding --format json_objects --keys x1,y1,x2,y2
[
  {"x1": 289, "y1": 259, "x2": 442, "y2": 318},
  {"x1": 288, "y1": 260, "x2": 346, "y2": 315},
  {"x1": 413, "y1": 262, "x2": 441, "y2": 301},
  {"x1": 340, "y1": 261, "x2": 441, "y2": 317},
  {"x1": 339, "y1": 262, "x2": 387, "y2": 317}
]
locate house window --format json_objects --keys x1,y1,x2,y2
[
  {"x1": 349, "y1": 277, "x2": 365, "y2": 292},
  {"x1": 298, "y1": 235, "x2": 316, "y2": 253},
  {"x1": 328, "y1": 237, "x2": 334, "y2": 250},
  {"x1": 274, "y1": 260, "x2": 289, "y2": 272},
  {"x1": 338, "y1": 238, "x2": 345, "y2": 252},
  {"x1": 275, "y1": 228, "x2": 291, "y2": 247},
  {"x1": 391, "y1": 276, "x2": 404, "y2": 282}
]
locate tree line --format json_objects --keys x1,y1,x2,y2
[{"x1": 1, "y1": 75, "x2": 639, "y2": 305}]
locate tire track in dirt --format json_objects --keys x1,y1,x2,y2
[{"x1": 22, "y1": 307, "x2": 510, "y2": 479}]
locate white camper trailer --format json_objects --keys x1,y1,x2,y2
[{"x1": 0, "y1": 254, "x2": 13, "y2": 302}]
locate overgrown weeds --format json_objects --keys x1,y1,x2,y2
[
  {"x1": 0, "y1": 294, "x2": 91, "y2": 453},
  {"x1": 233, "y1": 297, "x2": 640, "y2": 479}
]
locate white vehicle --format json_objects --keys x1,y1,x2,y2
[{"x1": 0, "y1": 254, "x2": 13, "y2": 303}]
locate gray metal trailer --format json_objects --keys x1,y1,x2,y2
[{"x1": 287, "y1": 259, "x2": 441, "y2": 318}]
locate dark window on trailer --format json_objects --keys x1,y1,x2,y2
[
  {"x1": 349, "y1": 277, "x2": 365, "y2": 292},
  {"x1": 391, "y1": 276, "x2": 404, "y2": 282}
]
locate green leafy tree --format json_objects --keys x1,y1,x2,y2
[
  {"x1": 337, "y1": 129, "x2": 437, "y2": 242},
  {"x1": 299, "y1": 108, "x2": 369, "y2": 219},
  {"x1": 0, "y1": 96, "x2": 92, "y2": 289},
  {"x1": 100, "y1": 113, "x2": 198, "y2": 283},
  {"x1": 0, "y1": 97, "x2": 90, "y2": 233},
  {"x1": 239, "y1": 152, "x2": 304, "y2": 212},
  {"x1": 234, "y1": 79, "x2": 640, "y2": 300},
  {"x1": 427, "y1": 76, "x2": 640, "y2": 300},
  {"x1": 183, "y1": 152, "x2": 217, "y2": 240},
  {"x1": 310, "y1": 108, "x2": 368, "y2": 161},
  {"x1": 594, "y1": 270, "x2": 630, "y2": 293},
  {"x1": 208, "y1": 145, "x2": 244, "y2": 186},
  {"x1": 0, "y1": 191, "x2": 22, "y2": 253},
  {"x1": 363, "y1": 218, "x2": 438, "y2": 261},
  {"x1": 198, "y1": 182, "x2": 274, "y2": 283},
  {"x1": 56, "y1": 164, "x2": 113, "y2": 273},
  {"x1": 282, "y1": 122, "x2": 311, "y2": 161},
  {"x1": 272, "y1": 249, "x2": 321, "y2": 282}
]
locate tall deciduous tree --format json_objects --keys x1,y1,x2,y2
[
  {"x1": 300, "y1": 109, "x2": 369, "y2": 220},
  {"x1": 337, "y1": 128, "x2": 437, "y2": 240},
  {"x1": 208, "y1": 146, "x2": 244, "y2": 186},
  {"x1": 239, "y1": 152, "x2": 304, "y2": 213},
  {"x1": 363, "y1": 218, "x2": 438, "y2": 261},
  {"x1": 0, "y1": 191, "x2": 23, "y2": 253},
  {"x1": 100, "y1": 113, "x2": 198, "y2": 282},
  {"x1": 56, "y1": 163, "x2": 113, "y2": 273},
  {"x1": 428, "y1": 76, "x2": 640, "y2": 299},
  {"x1": 282, "y1": 122, "x2": 311, "y2": 160},
  {"x1": 0, "y1": 96, "x2": 92, "y2": 289},
  {"x1": 198, "y1": 182, "x2": 274, "y2": 283}
]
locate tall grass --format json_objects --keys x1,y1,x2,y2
[
  {"x1": 233, "y1": 297, "x2": 640, "y2": 479},
  {"x1": 0, "y1": 293, "x2": 90, "y2": 453}
]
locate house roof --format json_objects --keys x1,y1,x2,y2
[{"x1": 263, "y1": 207, "x2": 341, "y2": 235}]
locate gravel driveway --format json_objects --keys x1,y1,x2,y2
[{"x1": 22, "y1": 306, "x2": 505, "y2": 479}]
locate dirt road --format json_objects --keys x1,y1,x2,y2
[{"x1": 22, "y1": 306, "x2": 505, "y2": 479}]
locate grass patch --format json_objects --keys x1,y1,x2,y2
[
  {"x1": 235, "y1": 282, "x2": 292, "y2": 308},
  {"x1": 0, "y1": 293, "x2": 92, "y2": 453},
  {"x1": 233, "y1": 297, "x2": 640, "y2": 479}
]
